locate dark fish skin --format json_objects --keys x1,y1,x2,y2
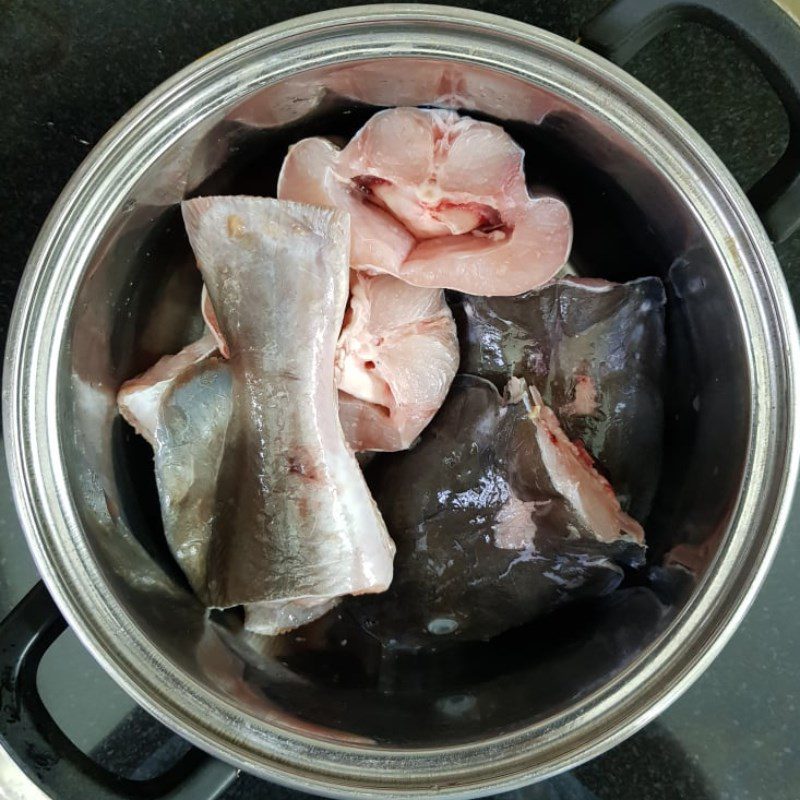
[
  {"x1": 348, "y1": 375, "x2": 644, "y2": 649},
  {"x1": 450, "y1": 277, "x2": 666, "y2": 520}
]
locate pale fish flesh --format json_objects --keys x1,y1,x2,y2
[
  {"x1": 336, "y1": 271, "x2": 459, "y2": 451},
  {"x1": 277, "y1": 107, "x2": 572, "y2": 295}
]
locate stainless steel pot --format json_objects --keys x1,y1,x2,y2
[{"x1": 4, "y1": 4, "x2": 800, "y2": 797}]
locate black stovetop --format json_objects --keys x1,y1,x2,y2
[{"x1": 1, "y1": 2, "x2": 799, "y2": 799}]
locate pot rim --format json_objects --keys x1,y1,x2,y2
[{"x1": 4, "y1": 5, "x2": 800, "y2": 797}]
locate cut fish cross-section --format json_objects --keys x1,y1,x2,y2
[
  {"x1": 336, "y1": 272, "x2": 458, "y2": 451},
  {"x1": 278, "y1": 107, "x2": 572, "y2": 295}
]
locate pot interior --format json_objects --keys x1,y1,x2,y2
[{"x1": 61, "y1": 58, "x2": 749, "y2": 747}]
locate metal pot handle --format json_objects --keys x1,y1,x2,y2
[
  {"x1": 581, "y1": 0, "x2": 800, "y2": 243},
  {"x1": 0, "y1": 582, "x2": 239, "y2": 799}
]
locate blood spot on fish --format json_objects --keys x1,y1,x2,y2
[
  {"x1": 364, "y1": 360, "x2": 376, "y2": 371},
  {"x1": 287, "y1": 447, "x2": 320, "y2": 481},
  {"x1": 352, "y1": 174, "x2": 391, "y2": 196}
]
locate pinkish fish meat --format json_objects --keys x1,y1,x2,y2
[
  {"x1": 349, "y1": 375, "x2": 644, "y2": 648},
  {"x1": 518, "y1": 380, "x2": 643, "y2": 545},
  {"x1": 278, "y1": 107, "x2": 572, "y2": 295},
  {"x1": 336, "y1": 272, "x2": 458, "y2": 451}
]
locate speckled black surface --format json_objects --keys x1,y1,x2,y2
[{"x1": 1, "y1": 2, "x2": 799, "y2": 799}]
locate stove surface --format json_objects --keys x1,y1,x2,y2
[{"x1": 1, "y1": 2, "x2": 799, "y2": 798}]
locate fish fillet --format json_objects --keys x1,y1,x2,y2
[
  {"x1": 115, "y1": 196, "x2": 399, "y2": 633},
  {"x1": 453, "y1": 276, "x2": 666, "y2": 518},
  {"x1": 349, "y1": 375, "x2": 644, "y2": 647},
  {"x1": 180, "y1": 196, "x2": 394, "y2": 613},
  {"x1": 278, "y1": 107, "x2": 572, "y2": 295},
  {"x1": 336, "y1": 272, "x2": 458, "y2": 451}
]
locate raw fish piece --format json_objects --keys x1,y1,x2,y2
[
  {"x1": 336, "y1": 272, "x2": 458, "y2": 451},
  {"x1": 120, "y1": 349, "x2": 342, "y2": 634},
  {"x1": 453, "y1": 276, "x2": 666, "y2": 519},
  {"x1": 278, "y1": 107, "x2": 572, "y2": 294},
  {"x1": 117, "y1": 333, "x2": 218, "y2": 445},
  {"x1": 153, "y1": 358, "x2": 232, "y2": 598},
  {"x1": 350, "y1": 375, "x2": 644, "y2": 647},
  {"x1": 202, "y1": 268, "x2": 460, "y2": 453},
  {"x1": 181, "y1": 196, "x2": 395, "y2": 617}
]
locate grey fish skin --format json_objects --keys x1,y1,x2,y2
[
  {"x1": 182, "y1": 196, "x2": 394, "y2": 610},
  {"x1": 126, "y1": 348, "x2": 346, "y2": 635},
  {"x1": 154, "y1": 357, "x2": 233, "y2": 600},
  {"x1": 451, "y1": 276, "x2": 666, "y2": 520},
  {"x1": 350, "y1": 375, "x2": 644, "y2": 649}
]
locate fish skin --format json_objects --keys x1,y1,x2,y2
[
  {"x1": 181, "y1": 196, "x2": 395, "y2": 610},
  {"x1": 277, "y1": 107, "x2": 572, "y2": 295},
  {"x1": 349, "y1": 375, "x2": 644, "y2": 648},
  {"x1": 117, "y1": 333, "x2": 218, "y2": 445},
  {"x1": 452, "y1": 276, "x2": 666, "y2": 520},
  {"x1": 120, "y1": 350, "x2": 346, "y2": 634},
  {"x1": 153, "y1": 357, "x2": 232, "y2": 600}
]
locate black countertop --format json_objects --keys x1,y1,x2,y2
[{"x1": 1, "y1": 2, "x2": 799, "y2": 799}]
